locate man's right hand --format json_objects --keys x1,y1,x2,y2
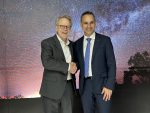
[{"x1": 69, "y1": 62, "x2": 77, "y2": 74}]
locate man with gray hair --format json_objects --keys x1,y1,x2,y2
[{"x1": 40, "y1": 15, "x2": 77, "y2": 113}]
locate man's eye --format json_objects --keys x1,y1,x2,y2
[
  {"x1": 83, "y1": 22, "x2": 94, "y2": 24},
  {"x1": 84, "y1": 22, "x2": 88, "y2": 24},
  {"x1": 90, "y1": 22, "x2": 94, "y2": 24}
]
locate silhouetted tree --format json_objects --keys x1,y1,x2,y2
[
  {"x1": 128, "y1": 51, "x2": 150, "y2": 67},
  {"x1": 127, "y1": 51, "x2": 150, "y2": 84}
]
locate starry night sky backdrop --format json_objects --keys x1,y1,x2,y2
[{"x1": 0, "y1": 0, "x2": 150, "y2": 98}]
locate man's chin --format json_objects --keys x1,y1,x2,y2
[
  {"x1": 85, "y1": 32, "x2": 93, "y2": 36},
  {"x1": 61, "y1": 36, "x2": 68, "y2": 40}
]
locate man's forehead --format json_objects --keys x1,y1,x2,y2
[
  {"x1": 58, "y1": 18, "x2": 70, "y2": 24},
  {"x1": 82, "y1": 15, "x2": 95, "y2": 21}
]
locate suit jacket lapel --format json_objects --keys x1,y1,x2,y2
[
  {"x1": 92, "y1": 33, "x2": 101, "y2": 63},
  {"x1": 53, "y1": 35, "x2": 66, "y2": 61},
  {"x1": 68, "y1": 42, "x2": 73, "y2": 61}
]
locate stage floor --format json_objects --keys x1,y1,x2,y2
[
  {"x1": 0, "y1": 95, "x2": 83, "y2": 113},
  {"x1": 1, "y1": 84, "x2": 150, "y2": 113}
]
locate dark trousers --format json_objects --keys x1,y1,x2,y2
[
  {"x1": 81, "y1": 78, "x2": 112, "y2": 113},
  {"x1": 42, "y1": 81, "x2": 73, "y2": 113}
]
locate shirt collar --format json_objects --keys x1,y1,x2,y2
[{"x1": 56, "y1": 34, "x2": 70, "y2": 46}]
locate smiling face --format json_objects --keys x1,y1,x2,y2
[
  {"x1": 81, "y1": 14, "x2": 96, "y2": 37},
  {"x1": 56, "y1": 18, "x2": 71, "y2": 42}
]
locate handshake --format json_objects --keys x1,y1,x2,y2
[{"x1": 69, "y1": 62, "x2": 77, "y2": 74}]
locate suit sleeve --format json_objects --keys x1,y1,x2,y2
[
  {"x1": 104, "y1": 37, "x2": 116, "y2": 91},
  {"x1": 41, "y1": 40, "x2": 69, "y2": 74}
]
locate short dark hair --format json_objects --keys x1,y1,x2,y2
[{"x1": 81, "y1": 11, "x2": 96, "y2": 22}]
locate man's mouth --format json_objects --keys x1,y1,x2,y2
[{"x1": 62, "y1": 32, "x2": 67, "y2": 34}]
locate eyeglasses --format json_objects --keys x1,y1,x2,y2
[{"x1": 57, "y1": 25, "x2": 71, "y2": 29}]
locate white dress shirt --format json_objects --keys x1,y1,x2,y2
[
  {"x1": 56, "y1": 34, "x2": 72, "y2": 80},
  {"x1": 83, "y1": 32, "x2": 95, "y2": 77}
]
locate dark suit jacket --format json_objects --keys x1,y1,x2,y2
[
  {"x1": 40, "y1": 35, "x2": 76, "y2": 100},
  {"x1": 74, "y1": 32, "x2": 116, "y2": 95}
]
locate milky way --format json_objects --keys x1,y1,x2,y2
[{"x1": 0, "y1": 0, "x2": 150, "y2": 97}]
